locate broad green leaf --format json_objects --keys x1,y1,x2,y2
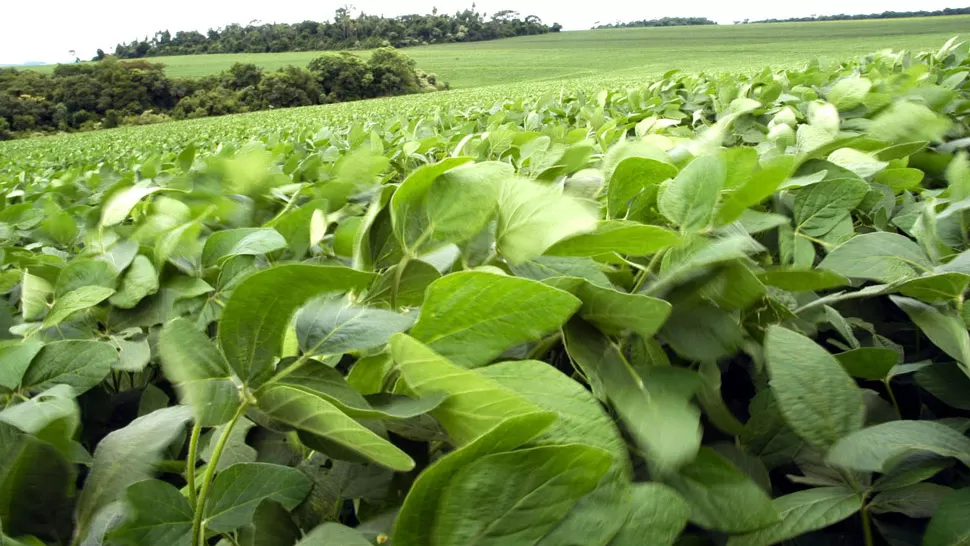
[
  {"x1": 605, "y1": 483, "x2": 690, "y2": 545},
  {"x1": 21, "y1": 271, "x2": 52, "y2": 321},
  {"x1": 478, "y1": 360, "x2": 629, "y2": 472},
  {"x1": 835, "y1": 348, "x2": 900, "y2": 380},
  {"x1": 895, "y1": 273, "x2": 970, "y2": 303},
  {"x1": 0, "y1": 340, "x2": 43, "y2": 390},
  {"x1": 433, "y1": 445, "x2": 612, "y2": 545},
  {"x1": 923, "y1": 487, "x2": 970, "y2": 546},
  {"x1": 653, "y1": 234, "x2": 764, "y2": 292},
  {"x1": 716, "y1": 155, "x2": 795, "y2": 225},
  {"x1": 0, "y1": 384, "x2": 78, "y2": 458},
  {"x1": 295, "y1": 523, "x2": 371, "y2": 546},
  {"x1": 220, "y1": 265, "x2": 374, "y2": 385},
  {"x1": 548, "y1": 278, "x2": 671, "y2": 340},
  {"x1": 564, "y1": 320, "x2": 700, "y2": 475},
  {"x1": 366, "y1": 259, "x2": 441, "y2": 308},
  {"x1": 56, "y1": 259, "x2": 117, "y2": 296},
  {"x1": 201, "y1": 228, "x2": 287, "y2": 267},
  {"x1": 545, "y1": 220, "x2": 680, "y2": 257},
  {"x1": 508, "y1": 256, "x2": 612, "y2": 287},
  {"x1": 201, "y1": 418, "x2": 256, "y2": 472},
  {"x1": 74, "y1": 406, "x2": 192, "y2": 542},
  {"x1": 391, "y1": 159, "x2": 502, "y2": 253},
  {"x1": 827, "y1": 77, "x2": 872, "y2": 109},
  {"x1": 410, "y1": 271, "x2": 580, "y2": 368},
  {"x1": 726, "y1": 487, "x2": 863, "y2": 546},
  {"x1": 110, "y1": 480, "x2": 192, "y2": 546},
  {"x1": 109, "y1": 256, "x2": 158, "y2": 309},
  {"x1": 101, "y1": 184, "x2": 163, "y2": 227},
  {"x1": 390, "y1": 334, "x2": 552, "y2": 446},
  {"x1": 868, "y1": 101, "x2": 951, "y2": 144},
  {"x1": 496, "y1": 175, "x2": 598, "y2": 265},
  {"x1": 792, "y1": 178, "x2": 869, "y2": 237},
  {"x1": 295, "y1": 298, "x2": 414, "y2": 357},
  {"x1": 660, "y1": 302, "x2": 743, "y2": 362},
  {"x1": 874, "y1": 168, "x2": 925, "y2": 193},
  {"x1": 21, "y1": 340, "x2": 119, "y2": 395},
  {"x1": 158, "y1": 318, "x2": 238, "y2": 427},
  {"x1": 818, "y1": 232, "x2": 932, "y2": 283},
  {"x1": 43, "y1": 286, "x2": 115, "y2": 328},
  {"x1": 757, "y1": 268, "x2": 849, "y2": 291},
  {"x1": 826, "y1": 421, "x2": 970, "y2": 471},
  {"x1": 869, "y1": 483, "x2": 952, "y2": 518},
  {"x1": 892, "y1": 296, "x2": 970, "y2": 368},
  {"x1": 204, "y1": 463, "x2": 311, "y2": 533},
  {"x1": 392, "y1": 412, "x2": 556, "y2": 545},
  {"x1": 917, "y1": 363, "x2": 970, "y2": 411},
  {"x1": 607, "y1": 156, "x2": 677, "y2": 219},
  {"x1": 658, "y1": 155, "x2": 726, "y2": 231},
  {"x1": 666, "y1": 447, "x2": 779, "y2": 533},
  {"x1": 256, "y1": 383, "x2": 414, "y2": 471},
  {"x1": 764, "y1": 326, "x2": 864, "y2": 449}
]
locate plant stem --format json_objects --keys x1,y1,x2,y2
[
  {"x1": 884, "y1": 379, "x2": 902, "y2": 418},
  {"x1": 186, "y1": 423, "x2": 202, "y2": 509},
  {"x1": 861, "y1": 505, "x2": 874, "y2": 546},
  {"x1": 632, "y1": 251, "x2": 665, "y2": 294},
  {"x1": 526, "y1": 333, "x2": 562, "y2": 361},
  {"x1": 390, "y1": 255, "x2": 410, "y2": 310},
  {"x1": 191, "y1": 403, "x2": 248, "y2": 546}
]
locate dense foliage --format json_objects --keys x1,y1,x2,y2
[
  {"x1": 105, "y1": 8, "x2": 559, "y2": 60},
  {"x1": 745, "y1": 6, "x2": 970, "y2": 24},
  {"x1": 1, "y1": 37, "x2": 970, "y2": 546},
  {"x1": 593, "y1": 17, "x2": 717, "y2": 29},
  {"x1": 0, "y1": 48, "x2": 445, "y2": 140}
]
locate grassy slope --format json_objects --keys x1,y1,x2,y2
[{"x1": 22, "y1": 16, "x2": 968, "y2": 88}]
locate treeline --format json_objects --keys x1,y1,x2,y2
[
  {"x1": 0, "y1": 48, "x2": 445, "y2": 140},
  {"x1": 105, "y1": 8, "x2": 560, "y2": 59},
  {"x1": 742, "y1": 6, "x2": 970, "y2": 23},
  {"x1": 593, "y1": 17, "x2": 716, "y2": 29}
]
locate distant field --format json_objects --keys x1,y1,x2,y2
[{"x1": 20, "y1": 15, "x2": 969, "y2": 88}]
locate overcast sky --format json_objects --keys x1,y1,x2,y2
[{"x1": 0, "y1": 0, "x2": 962, "y2": 64}]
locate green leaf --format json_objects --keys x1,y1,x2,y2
[
  {"x1": 43, "y1": 286, "x2": 115, "y2": 328},
  {"x1": 109, "y1": 256, "x2": 159, "y2": 309},
  {"x1": 666, "y1": 447, "x2": 779, "y2": 533},
  {"x1": 826, "y1": 421, "x2": 970, "y2": 472},
  {"x1": 869, "y1": 483, "x2": 952, "y2": 518},
  {"x1": 917, "y1": 363, "x2": 970, "y2": 411},
  {"x1": 765, "y1": 326, "x2": 864, "y2": 449},
  {"x1": 295, "y1": 523, "x2": 372, "y2": 546},
  {"x1": 548, "y1": 278, "x2": 671, "y2": 340},
  {"x1": 21, "y1": 340, "x2": 119, "y2": 395},
  {"x1": 390, "y1": 334, "x2": 552, "y2": 446},
  {"x1": 392, "y1": 412, "x2": 556, "y2": 545},
  {"x1": 895, "y1": 273, "x2": 970, "y2": 303},
  {"x1": 892, "y1": 296, "x2": 970, "y2": 368},
  {"x1": 545, "y1": 220, "x2": 680, "y2": 257},
  {"x1": 391, "y1": 159, "x2": 502, "y2": 253},
  {"x1": 256, "y1": 383, "x2": 414, "y2": 471},
  {"x1": 868, "y1": 101, "x2": 951, "y2": 144},
  {"x1": 0, "y1": 384, "x2": 78, "y2": 458},
  {"x1": 873, "y1": 168, "x2": 925, "y2": 193},
  {"x1": 74, "y1": 406, "x2": 192, "y2": 542},
  {"x1": 658, "y1": 155, "x2": 726, "y2": 231},
  {"x1": 793, "y1": 178, "x2": 869, "y2": 237},
  {"x1": 716, "y1": 155, "x2": 794, "y2": 225},
  {"x1": 220, "y1": 265, "x2": 374, "y2": 385},
  {"x1": 757, "y1": 268, "x2": 849, "y2": 291},
  {"x1": 607, "y1": 156, "x2": 678, "y2": 219},
  {"x1": 0, "y1": 340, "x2": 43, "y2": 391},
  {"x1": 158, "y1": 318, "x2": 238, "y2": 427},
  {"x1": 101, "y1": 184, "x2": 162, "y2": 227},
  {"x1": 295, "y1": 298, "x2": 414, "y2": 357},
  {"x1": 204, "y1": 463, "x2": 311, "y2": 533},
  {"x1": 726, "y1": 487, "x2": 863, "y2": 546},
  {"x1": 819, "y1": 232, "x2": 932, "y2": 283},
  {"x1": 563, "y1": 320, "x2": 700, "y2": 475},
  {"x1": 496, "y1": 175, "x2": 598, "y2": 265},
  {"x1": 110, "y1": 480, "x2": 192, "y2": 546},
  {"x1": 923, "y1": 487, "x2": 970, "y2": 546},
  {"x1": 827, "y1": 77, "x2": 872, "y2": 109},
  {"x1": 201, "y1": 228, "x2": 287, "y2": 267},
  {"x1": 20, "y1": 271, "x2": 52, "y2": 321},
  {"x1": 478, "y1": 360, "x2": 629, "y2": 472},
  {"x1": 56, "y1": 259, "x2": 117, "y2": 296},
  {"x1": 366, "y1": 259, "x2": 441, "y2": 308},
  {"x1": 433, "y1": 445, "x2": 612, "y2": 545},
  {"x1": 410, "y1": 271, "x2": 580, "y2": 368},
  {"x1": 201, "y1": 418, "x2": 257, "y2": 472},
  {"x1": 835, "y1": 348, "x2": 900, "y2": 380},
  {"x1": 508, "y1": 256, "x2": 611, "y2": 287},
  {"x1": 604, "y1": 483, "x2": 690, "y2": 545}
]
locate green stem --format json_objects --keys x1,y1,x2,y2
[
  {"x1": 390, "y1": 255, "x2": 410, "y2": 310},
  {"x1": 191, "y1": 403, "x2": 248, "y2": 546},
  {"x1": 186, "y1": 423, "x2": 202, "y2": 509},
  {"x1": 526, "y1": 333, "x2": 562, "y2": 361},
  {"x1": 884, "y1": 379, "x2": 901, "y2": 418},
  {"x1": 861, "y1": 505, "x2": 874, "y2": 546},
  {"x1": 632, "y1": 251, "x2": 665, "y2": 294}
]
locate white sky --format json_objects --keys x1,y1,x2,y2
[{"x1": 0, "y1": 0, "x2": 962, "y2": 64}]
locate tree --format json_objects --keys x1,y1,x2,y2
[
  {"x1": 308, "y1": 53, "x2": 373, "y2": 101},
  {"x1": 367, "y1": 47, "x2": 418, "y2": 97}
]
